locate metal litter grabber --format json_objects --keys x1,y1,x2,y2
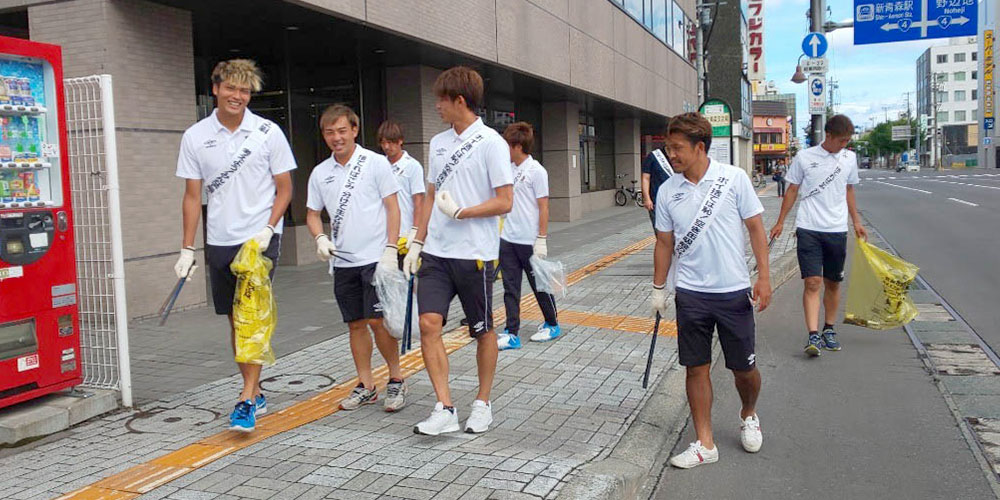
[
  {"x1": 642, "y1": 311, "x2": 662, "y2": 389},
  {"x1": 158, "y1": 260, "x2": 195, "y2": 326}
]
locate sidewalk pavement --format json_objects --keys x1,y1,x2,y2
[{"x1": 0, "y1": 183, "x2": 799, "y2": 500}]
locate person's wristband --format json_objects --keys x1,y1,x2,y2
[
  {"x1": 386, "y1": 244, "x2": 398, "y2": 250},
  {"x1": 653, "y1": 283, "x2": 665, "y2": 290},
  {"x1": 183, "y1": 245, "x2": 195, "y2": 251},
  {"x1": 266, "y1": 224, "x2": 275, "y2": 232}
]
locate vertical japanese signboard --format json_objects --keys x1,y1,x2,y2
[
  {"x1": 699, "y1": 99, "x2": 733, "y2": 165},
  {"x1": 985, "y1": 29, "x2": 995, "y2": 131},
  {"x1": 747, "y1": 0, "x2": 765, "y2": 81}
]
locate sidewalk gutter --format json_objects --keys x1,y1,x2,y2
[{"x1": 558, "y1": 250, "x2": 800, "y2": 500}]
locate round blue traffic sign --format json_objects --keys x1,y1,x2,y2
[
  {"x1": 810, "y1": 77, "x2": 824, "y2": 96},
  {"x1": 802, "y1": 32, "x2": 828, "y2": 58}
]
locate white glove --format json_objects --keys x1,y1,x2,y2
[
  {"x1": 435, "y1": 190, "x2": 464, "y2": 219},
  {"x1": 315, "y1": 234, "x2": 337, "y2": 262},
  {"x1": 402, "y1": 240, "x2": 423, "y2": 279},
  {"x1": 377, "y1": 245, "x2": 398, "y2": 273},
  {"x1": 174, "y1": 247, "x2": 197, "y2": 281},
  {"x1": 533, "y1": 236, "x2": 547, "y2": 259},
  {"x1": 406, "y1": 227, "x2": 418, "y2": 249},
  {"x1": 651, "y1": 284, "x2": 667, "y2": 317},
  {"x1": 252, "y1": 225, "x2": 275, "y2": 249}
]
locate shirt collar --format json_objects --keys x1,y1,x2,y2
[
  {"x1": 391, "y1": 150, "x2": 411, "y2": 166},
  {"x1": 451, "y1": 117, "x2": 486, "y2": 141},
  {"x1": 513, "y1": 154, "x2": 532, "y2": 168},
  {"x1": 679, "y1": 159, "x2": 720, "y2": 187},
  {"x1": 332, "y1": 144, "x2": 362, "y2": 169},
  {"x1": 211, "y1": 109, "x2": 256, "y2": 134}
]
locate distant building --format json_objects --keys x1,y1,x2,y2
[
  {"x1": 755, "y1": 82, "x2": 797, "y2": 140},
  {"x1": 917, "y1": 36, "x2": 979, "y2": 167},
  {"x1": 705, "y1": 0, "x2": 753, "y2": 173},
  {"x1": 752, "y1": 100, "x2": 790, "y2": 173}
]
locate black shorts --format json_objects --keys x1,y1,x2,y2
[
  {"x1": 796, "y1": 228, "x2": 848, "y2": 282},
  {"x1": 205, "y1": 234, "x2": 282, "y2": 316},
  {"x1": 333, "y1": 263, "x2": 382, "y2": 323},
  {"x1": 416, "y1": 253, "x2": 493, "y2": 338},
  {"x1": 675, "y1": 287, "x2": 756, "y2": 371}
]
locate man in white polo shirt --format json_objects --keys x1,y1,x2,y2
[
  {"x1": 174, "y1": 59, "x2": 296, "y2": 433},
  {"x1": 769, "y1": 114, "x2": 867, "y2": 357},
  {"x1": 650, "y1": 112, "x2": 771, "y2": 468},
  {"x1": 377, "y1": 119, "x2": 426, "y2": 264},
  {"x1": 305, "y1": 105, "x2": 406, "y2": 413},
  {"x1": 496, "y1": 121, "x2": 560, "y2": 351},
  {"x1": 402, "y1": 66, "x2": 513, "y2": 436}
]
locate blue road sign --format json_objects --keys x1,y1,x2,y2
[
  {"x1": 854, "y1": 0, "x2": 977, "y2": 45},
  {"x1": 801, "y1": 32, "x2": 828, "y2": 58},
  {"x1": 986, "y1": 117, "x2": 995, "y2": 131}
]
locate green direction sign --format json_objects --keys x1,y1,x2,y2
[{"x1": 699, "y1": 99, "x2": 731, "y2": 137}]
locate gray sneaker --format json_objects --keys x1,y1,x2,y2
[
  {"x1": 383, "y1": 379, "x2": 407, "y2": 412},
  {"x1": 340, "y1": 383, "x2": 378, "y2": 410}
]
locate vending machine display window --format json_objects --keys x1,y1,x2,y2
[
  {"x1": 0, "y1": 56, "x2": 62, "y2": 209},
  {"x1": 0, "y1": 319, "x2": 37, "y2": 361}
]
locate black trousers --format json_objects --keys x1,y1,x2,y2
[
  {"x1": 499, "y1": 239, "x2": 558, "y2": 336},
  {"x1": 777, "y1": 180, "x2": 787, "y2": 197}
]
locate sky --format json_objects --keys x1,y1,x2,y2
[{"x1": 762, "y1": 0, "x2": 951, "y2": 138}]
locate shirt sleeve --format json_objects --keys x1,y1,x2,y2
[
  {"x1": 736, "y1": 171, "x2": 765, "y2": 220},
  {"x1": 409, "y1": 160, "x2": 426, "y2": 195},
  {"x1": 305, "y1": 169, "x2": 325, "y2": 212},
  {"x1": 654, "y1": 183, "x2": 673, "y2": 233},
  {"x1": 376, "y1": 158, "x2": 401, "y2": 199},
  {"x1": 175, "y1": 132, "x2": 202, "y2": 180},
  {"x1": 533, "y1": 167, "x2": 550, "y2": 198},
  {"x1": 846, "y1": 154, "x2": 860, "y2": 185},
  {"x1": 486, "y1": 137, "x2": 514, "y2": 189},
  {"x1": 785, "y1": 153, "x2": 805, "y2": 185},
  {"x1": 641, "y1": 153, "x2": 653, "y2": 175},
  {"x1": 267, "y1": 129, "x2": 298, "y2": 175}
]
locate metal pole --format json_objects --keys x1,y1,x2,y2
[
  {"x1": 810, "y1": 0, "x2": 825, "y2": 147},
  {"x1": 696, "y1": 3, "x2": 706, "y2": 104},
  {"x1": 99, "y1": 75, "x2": 132, "y2": 408}
]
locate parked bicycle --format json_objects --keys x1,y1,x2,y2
[{"x1": 614, "y1": 174, "x2": 644, "y2": 207}]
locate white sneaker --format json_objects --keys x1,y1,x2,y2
[
  {"x1": 464, "y1": 400, "x2": 493, "y2": 434},
  {"x1": 413, "y1": 402, "x2": 459, "y2": 436},
  {"x1": 740, "y1": 414, "x2": 762, "y2": 453},
  {"x1": 668, "y1": 441, "x2": 719, "y2": 469}
]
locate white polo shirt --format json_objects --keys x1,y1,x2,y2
[
  {"x1": 424, "y1": 118, "x2": 513, "y2": 261},
  {"x1": 306, "y1": 145, "x2": 400, "y2": 268},
  {"x1": 501, "y1": 155, "x2": 549, "y2": 246},
  {"x1": 176, "y1": 109, "x2": 297, "y2": 246},
  {"x1": 655, "y1": 160, "x2": 764, "y2": 293},
  {"x1": 785, "y1": 145, "x2": 860, "y2": 233},
  {"x1": 390, "y1": 150, "x2": 426, "y2": 237}
]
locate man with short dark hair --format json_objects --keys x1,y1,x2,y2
[
  {"x1": 651, "y1": 112, "x2": 771, "y2": 468},
  {"x1": 377, "y1": 119, "x2": 426, "y2": 264},
  {"x1": 403, "y1": 66, "x2": 514, "y2": 436},
  {"x1": 770, "y1": 114, "x2": 867, "y2": 356},
  {"x1": 642, "y1": 123, "x2": 674, "y2": 232}
]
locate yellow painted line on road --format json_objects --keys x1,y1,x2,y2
[
  {"x1": 519, "y1": 308, "x2": 676, "y2": 337},
  {"x1": 56, "y1": 235, "x2": 657, "y2": 500}
]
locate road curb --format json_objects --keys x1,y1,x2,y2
[{"x1": 557, "y1": 250, "x2": 800, "y2": 500}]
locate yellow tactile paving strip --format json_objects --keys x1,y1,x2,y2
[{"x1": 55, "y1": 236, "x2": 657, "y2": 500}]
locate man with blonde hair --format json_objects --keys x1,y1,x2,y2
[{"x1": 174, "y1": 59, "x2": 297, "y2": 432}]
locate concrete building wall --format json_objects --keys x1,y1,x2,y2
[{"x1": 28, "y1": 0, "x2": 201, "y2": 318}]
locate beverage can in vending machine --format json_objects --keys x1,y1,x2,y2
[
  {"x1": 20, "y1": 78, "x2": 33, "y2": 107},
  {"x1": 6, "y1": 76, "x2": 21, "y2": 106},
  {"x1": 0, "y1": 77, "x2": 10, "y2": 105}
]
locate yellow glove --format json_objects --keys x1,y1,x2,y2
[{"x1": 397, "y1": 236, "x2": 408, "y2": 256}]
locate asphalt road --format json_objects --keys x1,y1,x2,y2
[
  {"x1": 854, "y1": 168, "x2": 1000, "y2": 356},
  {"x1": 652, "y1": 248, "x2": 993, "y2": 499}
]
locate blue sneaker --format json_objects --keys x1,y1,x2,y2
[
  {"x1": 497, "y1": 332, "x2": 522, "y2": 350},
  {"x1": 530, "y1": 323, "x2": 562, "y2": 342},
  {"x1": 255, "y1": 393, "x2": 267, "y2": 415},
  {"x1": 822, "y1": 328, "x2": 842, "y2": 351},
  {"x1": 804, "y1": 334, "x2": 822, "y2": 357},
  {"x1": 230, "y1": 400, "x2": 256, "y2": 432}
]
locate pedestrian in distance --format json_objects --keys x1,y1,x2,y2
[
  {"x1": 402, "y1": 66, "x2": 514, "y2": 436},
  {"x1": 769, "y1": 114, "x2": 868, "y2": 357},
  {"x1": 174, "y1": 59, "x2": 297, "y2": 432},
  {"x1": 377, "y1": 120, "x2": 426, "y2": 267},
  {"x1": 642, "y1": 122, "x2": 674, "y2": 233},
  {"x1": 650, "y1": 112, "x2": 772, "y2": 468},
  {"x1": 496, "y1": 122, "x2": 560, "y2": 351},
  {"x1": 305, "y1": 105, "x2": 408, "y2": 412},
  {"x1": 774, "y1": 166, "x2": 787, "y2": 197}
]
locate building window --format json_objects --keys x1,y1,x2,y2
[
  {"x1": 670, "y1": 1, "x2": 685, "y2": 54},
  {"x1": 972, "y1": 70, "x2": 977, "y2": 80},
  {"x1": 937, "y1": 91, "x2": 948, "y2": 103},
  {"x1": 955, "y1": 90, "x2": 966, "y2": 101},
  {"x1": 973, "y1": 108, "x2": 978, "y2": 120},
  {"x1": 579, "y1": 109, "x2": 615, "y2": 193},
  {"x1": 954, "y1": 110, "x2": 967, "y2": 122},
  {"x1": 954, "y1": 71, "x2": 966, "y2": 81},
  {"x1": 973, "y1": 51, "x2": 978, "y2": 61},
  {"x1": 937, "y1": 54, "x2": 948, "y2": 64},
  {"x1": 954, "y1": 52, "x2": 966, "y2": 62},
  {"x1": 937, "y1": 73, "x2": 948, "y2": 82},
  {"x1": 624, "y1": 0, "x2": 643, "y2": 20},
  {"x1": 937, "y1": 111, "x2": 948, "y2": 124},
  {"x1": 973, "y1": 89, "x2": 978, "y2": 100},
  {"x1": 652, "y1": 0, "x2": 667, "y2": 42}
]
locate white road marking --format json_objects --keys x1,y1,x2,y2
[
  {"x1": 919, "y1": 179, "x2": 1000, "y2": 191},
  {"x1": 948, "y1": 197, "x2": 979, "y2": 207},
  {"x1": 874, "y1": 181, "x2": 931, "y2": 194}
]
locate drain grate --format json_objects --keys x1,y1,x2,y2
[
  {"x1": 925, "y1": 344, "x2": 1000, "y2": 376},
  {"x1": 916, "y1": 303, "x2": 954, "y2": 322}
]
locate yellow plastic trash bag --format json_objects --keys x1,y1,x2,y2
[
  {"x1": 844, "y1": 239, "x2": 919, "y2": 330},
  {"x1": 230, "y1": 239, "x2": 277, "y2": 365}
]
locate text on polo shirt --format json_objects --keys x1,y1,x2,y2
[
  {"x1": 330, "y1": 153, "x2": 367, "y2": 239},
  {"x1": 434, "y1": 133, "x2": 486, "y2": 190},
  {"x1": 675, "y1": 176, "x2": 731, "y2": 258},
  {"x1": 206, "y1": 121, "x2": 274, "y2": 196}
]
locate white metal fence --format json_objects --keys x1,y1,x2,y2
[{"x1": 64, "y1": 75, "x2": 132, "y2": 407}]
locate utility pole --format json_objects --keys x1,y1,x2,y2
[
  {"x1": 696, "y1": 3, "x2": 707, "y2": 103},
  {"x1": 902, "y1": 91, "x2": 914, "y2": 164},
  {"x1": 931, "y1": 72, "x2": 940, "y2": 170},
  {"x1": 810, "y1": 0, "x2": 825, "y2": 148}
]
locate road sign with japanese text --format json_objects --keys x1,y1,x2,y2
[{"x1": 854, "y1": 0, "x2": 977, "y2": 45}]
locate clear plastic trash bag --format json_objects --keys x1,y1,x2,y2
[
  {"x1": 373, "y1": 266, "x2": 418, "y2": 340},
  {"x1": 529, "y1": 255, "x2": 568, "y2": 298}
]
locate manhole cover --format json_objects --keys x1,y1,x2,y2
[
  {"x1": 126, "y1": 407, "x2": 218, "y2": 434},
  {"x1": 260, "y1": 373, "x2": 335, "y2": 393},
  {"x1": 925, "y1": 344, "x2": 1000, "y2": 376}
]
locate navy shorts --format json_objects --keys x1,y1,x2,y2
[
  {"x1": 796, "y1": 228, "x2": 848, "y2": 282},
  {"x1": 675, "y1": 287, "x2": 756, "y2": 371},
  {"x1": 416, "y1": 253, "x2": 494, "y2": 338},
  {"x1": 333, "y1": 263, "x2": 382, "y2": 323},
  {"x1": 205, "y1": 234, "x2": 281, "y2": 316}
]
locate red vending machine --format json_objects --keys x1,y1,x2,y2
[{"x1": 0, "y1": 36, "x2": 81, "y2": 409}]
